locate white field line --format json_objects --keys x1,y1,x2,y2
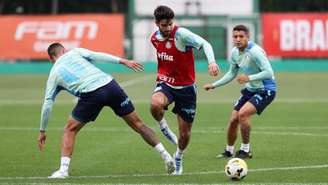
[
  {"x1": 0, "y1": 75, "x2": 153, "y2": 106},
  {"x1": 130, "y1": 98, "x2": 328, "y2": 104},
  {"x1": 202, "y1": 126, "x2": 328, "y2": 130},
  {"x1": 2, "y1": 126, "x2": 328, "y2": 130},
  {"x1": 0, "y1": 184, "x2": 327, "y2": 185},
  {"x1": 1, "y1": 98, "x2": 328, "y2": 106},
  {"x1": 0, "y1": 184, "x2": 328, "y2": 185},
  {"x1": 0, "y1": 164, "x2": 327, "y2": 181},
  {"x1": 0, "y1": 127, "x2": 327, "y2": 137},
  {"x1": 118, "y1": 75, "x2": 153, "y2": 88},
  {"x1": 195, "y1": 130, "x2": 328, "y2": 137},
  {"x1": 1, "y1": 184, "x2": 328, "y2": 185}
]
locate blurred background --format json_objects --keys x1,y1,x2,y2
[{"x1": 0, "y1": 0, "x2": 328, "y2": 69}]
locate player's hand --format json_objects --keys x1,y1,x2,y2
[
  {"x1": 236, "y1": 74, "x2": 249, "y2": 84},
  {"x1": 208, "y1": 62, "x2": 220, "y2": 77},
  {"x1": 203, "y1": 83, "x2": 215, "y2": 91},
  {"x1": 120, "y1": 59, "x2": 144, "y2": 72},
  {"x1": 38, "y1": 131, "x2": 47, "y2": 151}
]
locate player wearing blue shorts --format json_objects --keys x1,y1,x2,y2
[
  {"x1": 150, "y1": 6, "x2": 220, "y2": 175},
  {"x1": 38, "y1": 43, "x2": 175, "y2": 178},
  {"x1": 203, "y1": 25, "x2": 276, "y2": 159}
]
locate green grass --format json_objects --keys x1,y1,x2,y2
[{"x1": 0, "y1": 72, "x2": 327, "y2": 184}]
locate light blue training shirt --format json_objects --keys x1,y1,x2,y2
[
  {"x1": 154, "y1": 26, "x2": 216, "y2": 63},
  {"x1": 212, "y1": 41, "x2": 276, "y2": 92},
  {"x1": 40, "y1": 48, "x2": 120, "y2": 131}
]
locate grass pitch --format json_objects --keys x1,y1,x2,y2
[{"x1": 0, "y1": 72, "x2": 327, "y2": 184}]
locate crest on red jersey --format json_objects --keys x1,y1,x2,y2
[{"x1": 165, "y1": 42, "x2": 172, "y2": 49}]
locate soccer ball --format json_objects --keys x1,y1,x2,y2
[{"x1": 224, "y1": 158, "x2": 248, "y2": 180}]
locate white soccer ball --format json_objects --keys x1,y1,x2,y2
[{"x1": 224, "y1": 158, "x2": 248, "y2": 180}]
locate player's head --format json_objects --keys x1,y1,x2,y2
[
  {"x1": 154, "y1": 5, "x2": 175, "y2": 38},
  {"x1": 232, "y1": 25, "x2": 250, "y2": 50},
  {"x1": 47, "y1": 42, "x2": 65, "y2": 63}
]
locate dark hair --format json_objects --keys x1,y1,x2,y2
[
  {"x1": 233, "y1": 25, "x2": 249, "y2": 35},
  {"x1": 47, "y1": 42, "x2": 64, "y2": 59},
  {"x1": 154, "y1": 5, "x2": 174, "y2": 22}
]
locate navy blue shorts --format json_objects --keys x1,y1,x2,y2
[
  {"x1": 154, "y1": 82, "x2": 196, "y2": 123},
  {"x1": 234, "y1": 88, "x2": 276, "y2": 115},
  {"x1": 71, "y1": 80, "x2": 135, "y2": 123}
]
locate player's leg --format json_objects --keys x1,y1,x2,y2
[
  {"x1": 218, "y1": 89, "x2": 251, "y2": 158},
  {"x1": 238, "y1": 102, "x2": 256, "y2": 145},
  {"x1": 122, "y1": 110, "x2": 161, "y2": 146},
  {"x1": 234, "y1": 102, "x2": 256, "y2": 159},
  {"x1": 107, "y1": 80, "x2": 175, "y2": 174},
  {"x1": 49, "y1": 86, "x2": 104, "y2": 179},
  {"x1": 176, "y1": 115, "x2": 193, "y2": 150},
  {"x1": 121, "y1": 110, "x2": 175, "y2": 174},
  {"x1": 150, "y1": 83, "x2": 178, "y2": 145},
  {"x1": 172, "y1": 115, "x2": 192, "y2": 175},
  {"x1": 49, "y1": 116, "x2": 86, "y2": 179},
  {"x1": 150, "y1": 91, "x2": 169, "y2": 121},
  {"x1": 217, "y1": 110, "x2": 239, "y2": 158},
  {"x1": 61, "y1": 117, "x2": 85, "y2": 156},
  {"x1": 227, "y1": 111, "x2": 240, "y2": 146},
  {"x1": 171, "y1": 84, "x2": 196, "y2": 175},
  {"x1": 235, "y1": 90, "x2": 276, "y2": 159}
]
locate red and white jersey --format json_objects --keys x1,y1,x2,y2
[{"x1": 151, "y1": 26, "x2": 195, "y2": 86}]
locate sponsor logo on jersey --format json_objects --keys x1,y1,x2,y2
[
  {"x1": 157, "y1": 52, "x2": 174, "y2": 61},
  {"x1": 158, "y1": 74, "x2": 175, "y2": 83}
]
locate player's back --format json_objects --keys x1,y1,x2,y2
[{"x1": 51, "y1": 48, "x2": 112, "y2": 95}]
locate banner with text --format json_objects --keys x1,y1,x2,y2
[
  {"x1": 0, "y1": 14, "x2": 124, "y2": 60},
  {"x1": 262, "y1": 13, "x2": 328, "y2": 58}
]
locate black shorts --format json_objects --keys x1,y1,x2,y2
[
  {"x1": 153, "y1": 82, "x2": 196, "y2": 123},
  {"x1": 71, "y1": 80, "x2": 135, "y2": 123},
  {"x1": 234, "y1": 88, "x2": 276, "y2": 115}
]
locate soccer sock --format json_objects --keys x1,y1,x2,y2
[
  {"x1": 175, "y1": 147, "x2": 184, "y2": 158},
  {"x1": 226, "y1": 145, "x2": 234, "y2": 154},
  {"x1": 159, "y1": 118, "x2": 168, "y2": 129},
  {"x1": 59, "y1": 156, "x2": 71, "y2": 172},
  {"x1": 240, "y1": 143, "x2": 250, "y2": 153},
  {"x1": 159, "y1": 118, "x2": 178, "y2": 145},
  {"x1": 155, "y1": 143, "x2": 170, "y2": 160}
]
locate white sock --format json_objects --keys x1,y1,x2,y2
[
  {"x1": 175, "y1": 147, "x2": 184, "y2": 158},
  {"x1": 240, "y1": 143, "x2": 250, "y2": 153},
  {"x1": 226, "y1": 145, "x2": 234, "y2": 154},
  {"x1": 159, "y1": 118, "x2": 178, "y2": 145},
  {"x1": 59, "y1": 156, "x2": 70, "y2": 172},
  {"x1": 159, "y1": 118, "x2": 168, "y2": 129},
  {"x1": 155, "y1": 143, "x2": 170, "y2": 160}
]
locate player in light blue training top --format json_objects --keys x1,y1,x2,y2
[
  {"x1": 203, "y1": 25, "x2": 276, "y2": 159},
  {"x1": 38, "y1": 43, "x2": 175, "y2": 179}
]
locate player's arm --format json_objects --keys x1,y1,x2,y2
[
  {"x1": 249, "y1": 48, "x2": 274, "y2": 81},
  {"x1": 38, "y1": 76, "x2": 61, "y2": 151},
  {"x1": 178, "y1": 28, "x2": 220, "y2": 76},
  {"x1": 203, "y1": 62, "x2": 238, "y2": 91},
  {"x1": 237, "y1": 48, "x2": 274, "y2": 84},
  {"x1": 75, "y1": 48, "x2": 143, "y2": 72}
]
